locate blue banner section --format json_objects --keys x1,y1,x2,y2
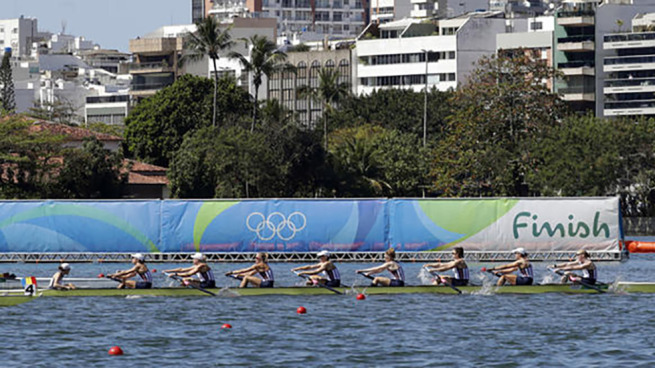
[{"x1": 0, "y1": 198, "x2": 621, "y2": 253}]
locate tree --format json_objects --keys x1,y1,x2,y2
[
  {"x1": 298, "y1": 68, "x2": 350, "y2": 149},
  {"x1": 55, "y1": 137, "x2": 128, "y2": 199},
  {"x1": 327, "y1": 125, "x2": 429, "y2": 197},
  {"x1": 168, "y1": 126, "x2": 287, "y2": 198},
  {"x1": 0, "y1": 116, "x2": 64, "y2": 198},
  {"x1": 182, "y1": 16, "x2": 234, "y2": 128},
  {"x1": 229, "y1": 35, "x2": 294, "y2": 132},
  {"x1": 0, "y1": 50, "x2": 15, "y2": 113},
  {"x1": 28, "y1": 97, "x2": 80, "y2": 125},
  {"x1": 431, "y1": 51, "x2": 567, "y2": 197},
  {"x1": 124, "y1": 75, "x2": 251, "y2": 167},
  {"x1": 327, "y1": 87, "x2": 453, "y2": 139}
]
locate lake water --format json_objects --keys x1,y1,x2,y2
[{"x1": 2, "y1": 255, "x2": 655, "y2": 367}]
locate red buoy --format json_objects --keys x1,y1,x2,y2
[
  {"x1": 97, "y1": 273, "x2": 105, "y2": 278},
  {"x1": 152, "y1": 269, "x2": 157, "y2": 273},
  {"x1": 108, "y1": 346, "x2": 123, "y2": 355},
  {"x1": 221, "y1": 323, "x2": 232, "y2": 329},
  {"x1": 297, "y1": 306, "x2": 307, "y2": 314},
  {"x1": 356, "y1": 293, "x2": 366, "y2": 300}
]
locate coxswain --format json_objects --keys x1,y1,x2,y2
[
  {"x1": 225, "y1": 252, "x2": 274, "y2": 288},
  {"x1": 489, "y1": 248, "x2": 534, "y2": 286},
  {"x1": 551, "y1": 249, "x2": 597, "y2": 285},
  {"x1": 292, "y1": 250, "x2": 341, "y2": 287},
  {"x1": 49, "y1": 263, "x2": 76, "y2": 290},
  {"x1": 108, "y1": 253, "x2": 153, "y2": 289},
  {"x1": 164, "y1": 252, "x2": 216, "y2": 288},
  {"x1": 356, "y1": 248, "x2": 405, "y2": 287},
  {"x1": 423, "y1": 246, "x2": 469, "y2": 286}
]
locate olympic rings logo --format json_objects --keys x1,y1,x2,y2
[{"x1": 246, "y1": 212, "x2": 307, "y2": 241}]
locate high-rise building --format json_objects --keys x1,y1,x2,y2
[
  {"x1": 554, "y1": 0, "x2": 655, "y2": 115},
  {"x1": 603, "y1": 12, "x2": 655, "y2": 118},
  {"x1": 0, "y1": 16, "x2": 38, "y2": 58},
  {"x1": 192, "y1": 0, "x2": 215, "y2": 23}
]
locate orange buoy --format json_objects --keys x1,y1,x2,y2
[
  {"x1": 627, "y1": 241, "x2": 655, "y2": 253},
  {"x1": 297, "y1": 306, "x2": 307, "y2": 314},
  {"x1": 356, "y1": 293, "x2": 366, "y2": 300},
  {"x1": 108, "y1": 346, "x2": 123, "y2": 355},
  {"x1": 221, "y1": 323, "x2": 232, "y2": 329}
]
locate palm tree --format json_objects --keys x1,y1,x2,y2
[
  {"x1": 229, "y1": 35, "x2": 294, "y2": 132},
  {"x1": 298, "y1": 68, "x2": 350, "y2": 150},
  {"x1": 182, "y1": 17, "x2": 234, "y2": 128}
]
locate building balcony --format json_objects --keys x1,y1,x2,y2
[
  {"x1": 557, "y1": 11, "x2": 594, "y2": 27},
  {"x1": 604, "y1": 78, "x2": 655, "y2": 94},
  {"x1": 128, "y1": 62, "x2": 175, "y2": 74},
  {"x1": 559, "y1": 87, "x2": 595, "y2": 102},
  {"x1": 557, "y1": 36, "x2": 595, "y2": 52},
  {"x1": 604, "y1": 55, "x2": 655, "y2": 73},
  {"x1": 558, "y1": 61, "x2": 595, "y2": 76},
  {"x1": 604, "y1": 100, "x2": 655, "y2": 116},
  {"x1": 410, "y1": 9, "x2": 434, "y2": 18},
  {"x1": 604, "y1": 32, "x2": 655, "y2": 50}
]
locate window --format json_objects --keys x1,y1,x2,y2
[
  {"x1": 325, "y1": 59, "x2": 335, "y2": 69},
  {"x1": 530, "y1": 21, "x2": 543, "y2": 31},
  {"x1": 297, "y1": 61, "x2": 307, "y2": 78}
]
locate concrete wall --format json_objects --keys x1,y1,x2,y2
[{"x1": 456, "y1": 18, "x2": 509, "y2": 86}]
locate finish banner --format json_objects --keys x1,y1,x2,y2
[{"x1": 0, "y1": 198, "x2": 621, "y2": 253}]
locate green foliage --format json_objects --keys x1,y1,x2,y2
[
  {"x1": 327, "y1": 125, "x2": 429, "y2": 197},
  {"x1": 28, "y1": 97, "x2": 80, "y2": 125},
  {"x1": 169, "y1": 126, "x2": 286, "y2": 198},
  {"x1": 327, "y1": 87, "x2": 453, "y2": 140},
  {"x1": 124, "y1": 75, "x2": 250, "y2": 167},
  {"x1": 431, "y1": 52, "x2": 566, "y2": 197},
  {"x1": 87, "y1": 122, "x2": 124, "y2": 137},
  {"x1": 0, "y1": 51, "x2": 16, "y2": 113},
  {"x1": 0, "y1": 117, "x2": 64, "y2": 198},
  {"x1": 54, "y1": 137, "x2": 128, "y2": 199}
]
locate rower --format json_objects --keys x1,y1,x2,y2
[
  {"x1": 225, "y1": 252, "x2": 274, "y2": 288},
  {"x1": 108, "y1": 253, "x2": 153, "y2": 289},
  {"x1": 489, "y1": 248, "x2": 534, "y2": 286},
  {"x1": 164, "y1": 252, "x2": 216, "y2": 289},
  {"x1": 292, "y1": 250, "x2": 341, "y2": 287},
  {"x1": 356, "y1": 248, "x2": 405, "y2": 287},
  {"x1": 423, "y1": 246, "x2": 469, "y2": 286},
  {"x1": 551, "y1": 250, "x2": 597, "y2": 285},
  {"x1": 49, "y1": 263, "x2": 76, "y2": 290}
]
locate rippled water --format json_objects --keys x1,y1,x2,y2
[{"x1": 3, "y1": 255, "x2": 655, "y2": 367}]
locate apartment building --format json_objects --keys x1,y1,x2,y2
[
  {"x1": 268, "y1": 48, "x2": 354, "y2": 126},
  {"x1": 370, "y1": 0, "x2": 412, "y2": 24},
  {"x1": 603, "y1": 13, "x2": 655, "y2": 117},
  {"x1": 554, "y1": 0, "x2": 655, "y2": 115},
  {"x1": 410, "y1": 0, "x2": 488, "y2": 20},
  {"x1": 497, "y1": 16, "x2": 554, "y2": 65},
  {"x1": 356, "y1": 11, "x2": 507, "y2": 95},
  {"x1": 0, "y1": 17, "x2": 38, "y2": 58}
]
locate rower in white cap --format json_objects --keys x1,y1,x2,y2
[
  {"x1": 291, "y1": 250, "x2": 341, "y2": 287},
  {"x1": 164, "y1": 252, "x2": 216, "y2": 289},
  {"x1": 108, "y1": 253, "x2": 153, "y2": 289},
  {"x1": 488, "y1": 248, "x2": 534, "y2": 286},
  {"x1": 49, "y1": 263, "x2": 76, "y2": 290}
]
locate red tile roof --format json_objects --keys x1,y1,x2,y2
[
  {"x1": 127, "y1": 171, "x2": 170, "y2": 185},
  {"x1": 28, "y1": 121, "x2": 123, "y2": 141}
]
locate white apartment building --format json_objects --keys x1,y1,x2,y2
[
  {"x1": 0, "y1": 17, "x2": 38, "y2": 57},
  {"x1": 603, "y1": 13, "x2": 655, "y2": 117},
  {"x1": 48, "y1": 34, "x2": 95, "y2": 54},
  {"x1": 356, "y1": 11, "x2": 507, "y2": 95},
  {"x1": 370, "y1": 0, "x2": 412, "y2": 24},
  {"x1": 497, "y1": 16, "x2": 554, "y2": 63},
  {"x1": 410, "y1": 0, "x2": 488, "y2": 20}
]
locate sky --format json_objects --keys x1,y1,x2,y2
[{"x1": 6, "y1": 0, "x2": 191, "y2": 52}]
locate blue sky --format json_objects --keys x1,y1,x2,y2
[{"x1": 6, "y1": 0, "x2": 191, "y2": 51}]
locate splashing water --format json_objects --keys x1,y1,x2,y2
[
  {"x1": 540, "y1": 273, "x2": 557, "y2": 285},
  {"x1": 417, "y1": 268, "x2": 434, "y2": 285},
  {"x1": 470, "y1": 273, "x2": 498, "y2": 295}
]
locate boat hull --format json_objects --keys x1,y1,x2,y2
[
  {"x1": 35, "y1": 282, "x2": 655, "y2": 297},
  {"x1": 0, "y1": 295, "x2": 36, "y2": 306}
]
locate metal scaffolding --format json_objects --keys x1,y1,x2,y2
[{"x1": 0, "y1": 251, "x2": 626, "y2": 263}]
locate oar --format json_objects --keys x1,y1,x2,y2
[
  {"x1": 423, "y1": 267, "x2": 462, "y2": 294},
  {"x1": 481, "y1": 267, "x2": 502, "y2": 278},
  {"x1": 356, "y1": 271, "x2": 375, "y2": 281},
  {"x1": 225, "y1": 274, "x2": 243, "y2": 281},
  {"x1": 549, "y1": 269, "x2": 605, "y2": 294},
  {"x1": 294, "y1": 272, "x2": 343, "y2": 295},
  {"x1": 167, "y1": 273, "x2": 216, "y2": 296}
]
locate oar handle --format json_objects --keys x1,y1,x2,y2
[{"x1": 356, "y1": 271, "x2": 375, "y2": 281}]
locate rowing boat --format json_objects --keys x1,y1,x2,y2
[
  {"x1": 24, "y1": 282, "x2": 655, "y2": 297},
  {"x1": 0, "y1": 294, "x2": 37, "y2": 306}
]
